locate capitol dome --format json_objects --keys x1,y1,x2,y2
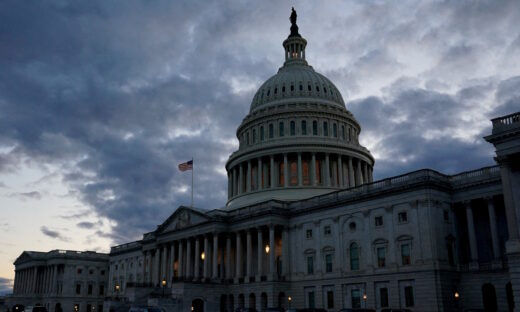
[{"x1": 225, "y1": 11, "x2": 374, "y2": 208}]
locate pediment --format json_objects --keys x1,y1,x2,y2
[
  {"x1": 14, "y1": 251, "x2": 37, "y2": 265},
  {"x1": 157, "y1": 206, "x2": 211, "y2": 233}
]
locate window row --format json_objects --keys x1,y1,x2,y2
[
  {"x1": 74, "y1": 283, "x2": 105, "y2": 296},
  {"x1": 241, "y1": 120, "x2": 358, "y2": 146},
  {"x1": 255, "y1": 81, "x2": 341, "y2": 103}
]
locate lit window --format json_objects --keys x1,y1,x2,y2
[
  {"x1": 302, "y1": 160, "x2": 310, "y2": 185},
  {"x1": 301, "y1": 120, "x2": 307, "y2": 135},
  {"x1": 375, "y1": 216, "x2": 383, "y2": 227},
  {"x1": 401, "y1": 244, "x2": 411, "y2": 265},
  {"x1": 350, "y1": 243, "x2": 359, "y2": 270},
  {"x1": 324, "y1": 225, "x2": 331, "y2": 236},
  {"x1": 398, "y1": 212, "x2": 408, "y2": 223},
  {"x1": 377, "y1": 247, "x2": 386, "y2": 267},
  {"x1": 279, "y1": 122, "x2": 284, "y2": 137},
  {"x1": 325, "y1": 254, "x2": 333, "y2": 273},
  {"x1": 290, "y1": 161, "x2": 298, "y2": 186},
  {"x1": 279, "y1": 162, "x2": 285, "y2": 186},
  {"x1": 306, "y1": 229, "x2": 313, "y2": 239}
]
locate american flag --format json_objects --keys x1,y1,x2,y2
[{"x1": 178, "y1": 160, "x2": 193, "y2": 172}]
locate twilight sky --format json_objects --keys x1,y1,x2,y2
[{"x1": 1, "y1": 0, "x2": 519, "y2": 294}]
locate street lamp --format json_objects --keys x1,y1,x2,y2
[
  {"x1": 362, "y1": 293, "x2": 367, "y2": 308},
  {"x1": 201, "y1": 252, "x2": 205, "y2": 260},
  {"x1": 162, "y1": 279, "x2": 167, "y2": 297},
  {"x1": 454, "y1": 291, "x2": 460, "y2": 299},
  {"x1": 265, "y1": 244, "x2": 270, "y2": 254},
  {"x1": 288, "y1": 296, "x2": 292, "y2": 309},
  {"x1": 115, "y1": 284, "x2": 120, "y2": 300}
]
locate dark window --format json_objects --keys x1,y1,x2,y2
[
  {"x1": 308, "y1": 291, "x2": 315, "y2": 308},
  {"x1": 299, "y1": 84, "x2": 303, "y2": 91},
  {"x1": 324, "y1": 225, "x2": 331, "y2": 236},
  {"x1": 99, "y1": 285, "x2": 105, "y2": 296},
  {"x1": 75, "y1": 284, "x2": 81, "y2": 295},
  {"x1": 252, "y1": 129, "x2": 256, "y2": 143},
  {"x1": 324, "y1": 87, "x2": 327, "y2": 93},
  {"x1": 269, "y1": 124, "x2": 274, "y2": 139},
  {"x1": 307, "y1": 256, "x2": 314, "y2": 274},
  {"x1": 100, "y1": 270, "x2": 105, "y2": 275},
  {"x1": 377, "y1": 247, "x2": 386, "y2": 267},
  {"x1": 380, "y1": 288, "x2": 389, "y2": 307},
  {"x1": 351, "y1": 289, "x2": 361, "y2": 308},
  {"x1": 274, "y1": 87, "x2": 277, "y2": 94},
  {"x1": 341, "y1": 125, "x2": 345, "y2": 140},
  {"x1": 301, "y1": 120, "x2": 307, "y2": 135},
  {"x1": 447, "y1": 242, "x2": 455, "y2": 265},
  {"x1": 398, "y1": 212, "x2": 408, "y2": 223},
  {"x1": 401, "y1": 244, "x2": 411, "y2": 265},
  {"x1": 348, "y1": 128, "x2": 352, "y2": 141},
  {"x1": 77, "y1": 268, "x2": 82, "y2": 274},
  {"x1": 375, "y1": 216, "x2": 383, "y2": 227},
  {"x1": 290, "y1": 121, "x2": 296, "y2": 136},
  {"x1": 333, "y1": 123, "x2": 337, "y2": 137},
  {"x1": 291, "y1": 85, "x2": 294, "y2": 91},
  {"x1": 323, "y1": 122, "x2": 329, "y2": 136},
  {"x1": 327, "y1": 290, "x2": 334, "y2": 309},
  {"x1": 89, "y1": 269, "x2": 94, "y2": 275},
  {"x1": 98, "y1": 305, "x2": 103, "y2": 312},
  {"x1": 316, "y1": 85, "x2": 320, "y2": 92},
  {"x1": 246, "y1": 132, "x2": 250, "y2": 145},
  {"x1": 404, "y1": 286, "x2": 414, "y2": 307},
  {"x1": 350, "y1": 243, "x2": 359, "y2": 270},
  {"x1": 306, "y1": 229, "x2": 313, "y2": 239},
  {"x1": 260, "y1": 126, "x2": 264, "y2": 141},
  {"x1": 87, "y1": 304, "x2": 92, "y2": 312},
  {"x1": 325, "y1": 254, "x2": 333, "y2": 273},
  {"x1": 88, "y1": 284, "x2": 93, "y2": 295},
  {"x1": 308, "y1": 84, "x2": 311, "y2": 91},
  {"x1": 312, "y1": 121, "x2": 318, "y2": 135},
  {"x1": 282, "y1": 86, "x2": 285, "y2": 93},
  {"x1": 267, "y1": 89, "x2": 270, "y2": 96},
  {"x1": 279, "y1": 122, "x2": 284, "y2": 137},
  {"x1": 349, "y1": 222, "x2": 357, "y2": 231}
]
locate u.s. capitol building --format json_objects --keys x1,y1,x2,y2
[{"x1": 8, "y1": 10, "x2": 520, "y2": 312}]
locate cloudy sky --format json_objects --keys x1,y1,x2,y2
[{"x1": 1, "y1": 0, "x2": 519, "y2": 294}]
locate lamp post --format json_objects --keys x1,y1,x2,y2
[
  {"x1": 454, "y1": 291, "x2": 460, "y2": 311},
  {"x1": 265, "y1": 244, "x2": 270, "y2": 254},
  {"x1": 288, "y1": 296, "x2": 292, "y2": 309},
  {"x1": 162, "y1": 279, "x2": 166, "y2": 297},
  {"x1": 362, "y1": 293, "x2": 367, "y2": 308},
  {"x1": 115, "y1": 284, "x2": 120, "y2": 300}
]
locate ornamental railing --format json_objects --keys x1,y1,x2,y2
[{"x1": 491, "y1": 112, "x2": 520, "y2": 134}]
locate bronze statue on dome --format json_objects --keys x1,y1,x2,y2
[{"x1": 289, "y1": 7, "x2": 301, "y2": 37}]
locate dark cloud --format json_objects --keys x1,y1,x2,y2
[
  {"x1": 77, "y1": 221, "x2": 102, "y2": 229},
  {"x1": 0, "y1": 0, "x2": 519, "y2": 247},
  {"x1": 0, "y1": 277, "x2": 12, "y2": 295},
  {"x1": 8, "y1": 191, "x2": 42, "y2": 201},
  {"x1": 40, "y1": 226, "x2": 70, "y2": 242}
]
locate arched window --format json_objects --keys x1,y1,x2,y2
[
  {"x1": 348, "y1": 127, "x2": 351, "y2": 141},
  {"x1": 279, "y1": 122, "x2": 284, "y2": 137},
  {"x1": 252, "y1": 129, "x2": 256, "y2": 143},
  {"x1": 350, "y1": 243, "x2": 359, "y2": 270},
  {"x1": 323, "y1": 122, "x2": 329, "y2": 136},
  {"x1": 333, "y1": 124, "x2": 337, "y2": 138},
  {"x1": 246, "y1": 132, "x2": 250, "y2": 145},
  {"x1": 269, "y1": 124, "x2": 274, "y2": 139},
  {"x1": 290, "y1": 161, "x2": 298, "y2": 185},
  {"x1": 341, "y1": 125, "x2": 345, "y2": 140},
  {"x1": 290, "y1": 121, "x2": 296, "y2": 136},
  {"x1": 302, "y1": 160, "x2": 310, "y2": 185},
  {"x1": 260, "y1": 126, "x2": 264, "y2": 141},
  {"x1": 301, "y1": 120, "x2": 307, "y2": 135},
  {"x1": 313, "y1": 121, "x2": 318, "y2": 135}
]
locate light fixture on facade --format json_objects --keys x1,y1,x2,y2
[
  {"x1": 265, "y1": 244, "x2": 270, "y2": 254},
  {"x1": 362, "y1": 293, "x2": 367, "y2": 301},
  {"x1": 288, "y1": 296, "x2": 292, "y2": 301},
  {"x1": 201, "y1": 252, "x2": 205, "y2": 260},
  {"x1": 162, "y1": 279, "x2": 166, "y2": 287},
  {"x1": 454, "y1": 291, "x2": 460, "y2": 299}
]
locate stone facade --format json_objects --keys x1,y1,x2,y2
[{"x1": 6, "y1": 11, "x2": 520, "y2": 312}]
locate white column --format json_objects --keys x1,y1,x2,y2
[
  {"x1": 269, "y1": 225, "x2": 276, "y2": 280},
  {"x1": 186, "y1": 239, "x2": 192, "y2": 279},
  {"x1": 257, "y1": 227, "x2": 263, "y2": 281},
  {"x1": 487, "y1": 197, "x2": 500, "y2": 260},
  {"x1": 282, "y1": 226, "x2": 289, "y2": 277},
  {"x1": 465, "y1": 201, "x2": 479, "y2": 265},
  {"x1": 178, "y1": 241, "x2": 184, "y2": 279},
  {"x1": 213, "y1": 233, "x2": 219, "y2": 279},
  {"x1": 297, "y1": 152, "x2": 303, "y2": 186},
  {"x1": 247, "y1": 160, "x2": 252, "y2": 192},
  {"x1": 311, "y1": 153, "x2": 317, "y2": 186},
  {"x1": 283, "y1": 154, "x2": 289, "y2": 187},
  {"x1": 348, "y1": 156, "x2": 355, "y2": 187},
  {"x1": 356, "y1": 159, "x2": 363, "y2": 185},
  {"x1": 203, "y1": 235, "x2": 209, "y2": 279},
  {"x1": 325, "y1": 153, "x2": 331, "y2": 186},
  {"x1": 258, "y1": 158, "x2": 263, "y2": 190},
  {"x1": 239, "y1": 164, "x2": 244, "y2": 194},
  {"x1": 246, "y1": 230, "x2": 253, "y2": 280},
  {"x1": 193, "y1": 238, "x2": 200, "y2": 280},
  {"x1": 169, "y1": 243, "x2": 175, "y2": 285},
  {"x1": 236, "y1": 232, "x2": 242, "y2": 279},
  {"x1": 270, "y1": 156, "x2": 275, "y2": 188},
  {"x1": 338, "y1": 155, "x2": 343, "y2": 187},
  {"x1": 226, "y1": 235, "x2": 232, "y2": 280},
  {"x1": 153, "y1": 249, "x2": 160, "y2": 286}
]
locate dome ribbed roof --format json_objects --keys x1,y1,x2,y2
[{"x1": 249, "y1": 64, "x2": 346, "y2": 113}]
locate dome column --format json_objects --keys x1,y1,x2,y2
[
  {"x1": 363, "y1": 162, "x2": 368, "y2": 184},
  {"x1": 311, "y1": 153, "x2": 317, "y2": 186},
  {"x1": 247, "y1": 160, "x2": 252, "y2": 192},
  {"x1": 338, "y1": 155, "x2": 344, "y2": 187},
  {"x1": 348, "y1": 157, "x2": 355, "y2": 187},
  {"x1": 325, "y1": 153, "x2": 331, "y2": 187},
  {"x1": 228, "y1": 172, "x2": 232, "y2": 198},
  {"x1": 270, "y1": 156, "x2": 275, "y2": 188},
  {"x1": 239, "y1": 164, "x2": 244, "y2": 194},
  {"x1": 283, "y1": 153, "x2": 289, "y2": 187},
  {"x1": 297, "y1": 152, "x2": 303, "y2": 186},
  {"x1": 232, "y1": 167, "x2": 237, "y2": 196},
  {"x1": 356, "y1": 159, "x2": 363, "y2": 185},
  {"x1": 258, "y1": 158, "x2": 263, "y2": 190}
]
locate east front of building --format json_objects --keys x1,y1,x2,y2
[{"x1": 7, "y1": 9, "x2": 520, "y2": 312}]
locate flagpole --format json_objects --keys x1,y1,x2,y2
[{"x1": 191, "y1": 157, "x2": 194, "y2": 207}]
